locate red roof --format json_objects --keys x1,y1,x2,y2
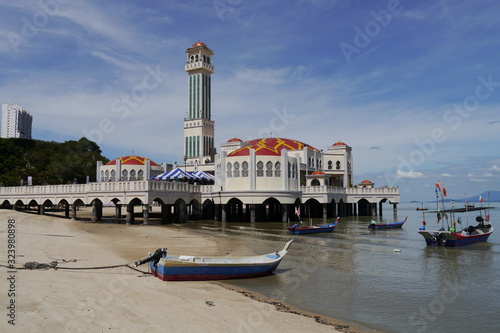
[
  {"x1": 333, "y1": 141, "x2": 347, "y2": 146},
  {"x1": 105, "y1": 156, "x2": 159, "y2": 167},
  {"x1": 192, "y1": 41, "x2": 207, "y2": 47},
  {"x1": 311, "y1": 171, "x2": 326, "y2": 175},
  {"x1": 360, "y1": 179, "x2": 373, "y2": 184},
  {"x1": 228, "y1": 138, "x2": 320, "y2": 157},
  {"x1": 227, "y1": 138, "x2": 243, "y2": 142}
]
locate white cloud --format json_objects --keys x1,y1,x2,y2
[
  {"x1": 396, "y1": 170, "x2": 423, "y2": 179},
  {"x1": 489, "y1": 165, "x2": 500, "y2": 172},
  {"x1": 441, "y1": 173, "x2": 453, "y2": 177}
]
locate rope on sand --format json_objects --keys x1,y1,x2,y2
[{"x1": 0, "y1": 261, "x2": 150, "y2": 274}]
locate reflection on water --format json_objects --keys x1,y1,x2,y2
[{"x1": 172, "y1": 203, "x2": 500, "y2": 333}]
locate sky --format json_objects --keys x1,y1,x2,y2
[{"x1": 1, "y1": 0, "x2": 499, "y2": 202}]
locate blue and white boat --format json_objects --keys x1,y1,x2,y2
[{"x1": 135, "y1": 240, "x2": 293, "y2": 281}]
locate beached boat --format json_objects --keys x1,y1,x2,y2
[
  {"x1": 288, "y1": 217, "x2": 338, "y2": 234},
  {"x1": 368, "y1": 217, "x2": 407, "y2": 229},
  {"x1": 134, "y1": 240, "x2": 293, "y2": 281}
]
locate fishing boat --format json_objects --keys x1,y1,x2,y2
[
  {"x1": 134, "y1": 240, "x2": 293, "y2": 281},
  {"x1": 417, "y1": 183, "x2": 494, "y2": 247},
  {"x1": 418, "y1": 207, "x2": 494, "y2": 247},
  {"x1": 368, "y1": 217, "x2": 407, "y2": 229},
  {"x1": 288, "y1": 217, "x2": 339, "y2": 234}
]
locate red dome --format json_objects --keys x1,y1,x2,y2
[
  {"x1": 333, "y1": 141, "x2": 347, "y2": 146},
  {"x1": 229, "y1": 138, "x2": 320, "y2": 157},
  {"x1": 227, "y1": 138, "x2": 243, "y2": 142},
  {"x1": 360, "y1": 179, "x2": 373, "y2": 184},
  {"x1": 105, "y1": 156, "x2": 159, "y2": 166},
  {"x1": 192, "y1": 41, "x2": 207, "y2": 47},
  {"x1": 311, "y1": 171, "x2": 326, "y2": 175}
]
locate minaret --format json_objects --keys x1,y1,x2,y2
[{"x1": 184, "y1": 41, "x2": 215, "y2": 166}]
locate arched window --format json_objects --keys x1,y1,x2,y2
[
  {"x1": 122, "y1": 170, "x2": 128, "y2": 181},
  {"x1": 288, "y1": 162, "x2": 291, "y2": 178},
  {"x1": 266, "y1": 161, "x2": 273, "y2": 177},
  {"x1": 275, "y1": 162, "x2": 281, "y2": 177},
  {"x1": 257, "y1": 161, "x2": 264, "y2": 177},
  {"x1": 110, "y1": 170, "x2": 116, "y2": 182},
  {"x1": 328, "y1": 161, "x2": 333, "y2": 170},
  {"x1": 195, "y1": 54, "x2": 199, "y2": 61},
  {"x1": 226, "y1": 162, "x2": 232, "y2": 178},
  {"x1": 336, "y1": 161, "x2": 341, "y2": 170},
  {"x1": 190, "y1": 55, "x2": 194, "y2": 63},
  {"x1": 130, "y1": 169, "x2": 136, "y2": 181},
  {"x1": 137, "y1": 170, "x2": 144, "y2": 180},
  {"x1": 105, "y1": 170, "x2": 109, "y2": 181},
  {"x1": 233, "y1": 162, "x2": 240, "y2": 177},
  {"x1": 292, "y1": 163, "x2": 296, "y2": 178},
  {"x1": 242, "y1": 161, "x2": 249, "y2": 177},
  {"x1": 312, "y1": 179, "x2": 320, "y2": 186}
]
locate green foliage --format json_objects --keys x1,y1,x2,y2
[{"x1": 0, "y1": 137, "x2": 109, "y2": 186}]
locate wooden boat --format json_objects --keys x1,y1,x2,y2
[
  {"x1": 368, "y1": 217, "x2": 407, "y2": 229},
  {"x1": 418, "y1": 207, "x2": 494, "y2": 247},
  {"x1": 288, "y1": 217, "x2": 338, "y2": 234},
  {"x1": 288, "y1": 222, "x2": 337, "y2": 234},
  {"x1": 416, "y1": 203, "x2": 428, "y2": 211},
  {"x1": 134, "y1": 240, "x2": 293, "y2": 281}
]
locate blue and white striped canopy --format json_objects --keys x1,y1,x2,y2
[
  {"x1": 152, "y1": 168, "x2": 196, "y2": 180},
  {"x1": 192, "y1": 170, "x2": 215, "y2": 181}
]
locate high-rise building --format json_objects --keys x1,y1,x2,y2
[
  {"x1": 183, "y1": 42, "x2": 215, "y2": 166},
  {"x1": 1, "y1": 103, "x2": 33, "y2": 139}
]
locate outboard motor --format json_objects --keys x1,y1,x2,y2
[{"x1": 134, "y1": 248, "x2": 167, "y2": 267}]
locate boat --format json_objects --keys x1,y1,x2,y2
[
  {"x1": 416, "y1": 203, "x2": 428, "y2": 211},
  {"x1": 288, "y1": 217, "x2": 339, "y2": 234},
  {"x1": 417, "y1": 184, "x2": 494, "y2": 247},
  {"x1": 418, "y1": 207, "x2": 494, "y2": 247},
  {"x1": 134, "y1": 240, "x2": 293, "y2": 281},
  {"x1": 368, "y1": 217, "x2": 407, "y2": 229}
]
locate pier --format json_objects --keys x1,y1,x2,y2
[{"x1": 0, "y1": 181, "x2": 399, "y2": 223}]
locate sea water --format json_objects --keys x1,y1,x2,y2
[{"x1": 176, "y1": 202, "x2": 500, "y2": 333}]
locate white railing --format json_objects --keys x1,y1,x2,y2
[{"x1": 301, "y1": 186, "x2": 399, "y2": 195}]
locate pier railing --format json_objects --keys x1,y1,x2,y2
[{"x1": 301, "y1": 186, "x2": 399, "y2": 195}]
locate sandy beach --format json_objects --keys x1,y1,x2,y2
[{"x1": 1, "y1": 209, "x2": 371, "y2": 333}]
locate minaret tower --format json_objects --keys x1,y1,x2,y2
[{"x1": 184, "y1": 41, "x2": 215, "y2": 166}]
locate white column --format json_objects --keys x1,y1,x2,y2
[{"x1": 250, "y1": 148, "x2": 256, "y2": 191}]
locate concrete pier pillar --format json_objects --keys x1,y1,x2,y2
[
  {"x1": 393, "y1": 203, "x2": 398, "y2": 219},
  {"x1": 221, "y1": 205, "x2": 227, "y2": 222},
  {"x1": 323, "y1": 204, "x2": 328, "y2": 219},
  {"x1": 71, "y1": 204, "x2": 77, "y2": 220},
  {"x1": 371, "y1": 203, "x2": 377, "y2": 217},
  {"x1": 64, "y1": 203, "x2": 70, "y2": 218},
  {"x1": 91, "y1": 203, "x2": 98, "y2": 222},
  {"x1": 161, "y1": 204, "x2": 168, "y2": 224},
  {"x1": 250, "y1": 204, "x2": 256, "y2": 223},
  {"x1": 282, "y1": 204, "x2": 289, "y2": 223},
  {"x1": 143, "y1": 204, "x2": 150, "y2": 225},
  {"x1": 126, "y1": 205, "x2": 134, "y2": 225},
  {"x1": 115, "y1": 204, "x2": 122, "y2": 218},
  {"x1": 38, "y1": 205, "x2": 45, "y2": 215}
]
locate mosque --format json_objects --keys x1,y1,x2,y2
[{"x1": 97, "y1": 42, "x2": 400, "y2": 222}]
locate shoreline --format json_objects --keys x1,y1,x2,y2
[{"x1": 0, "y1": 209, "x2": 376, "y2": 332}]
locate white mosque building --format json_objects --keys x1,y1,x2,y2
[{"x1": 98, "y1": 42, "x2": 400, "y2": 222}]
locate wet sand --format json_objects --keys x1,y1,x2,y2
[{"x1": 0, "y1": 209, "x2": 374, "y2": 332}]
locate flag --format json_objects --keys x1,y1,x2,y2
[
  {"x1": 442, "y1": 186, "x2": 447, "y2": 197},
  {"x1": 295, "y1": 207, "x2": 300, "y2": 217},
  {"x1": 479, "y1": 195, "x2": 483, "y2": 202},
  {"x1": 435, "y1": 181, "x2": 441, "y2": 191}
]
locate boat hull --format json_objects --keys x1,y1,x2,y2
[
  {"x1": 150, "y1": 260, "x2": 282, "y2": 281},
  {"x1": 418, "y1": 227, "x2": 493, "y2": 247},
  {"x1": 368, "y1": 217, "x2": 407, "y2": 229},
  {"x1": 288, "y1": 222, "x2": 337, "y2": 234}
]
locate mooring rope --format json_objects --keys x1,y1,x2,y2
[{"x1": 0, "y1": 262, "x2": 150, "y2": 274}]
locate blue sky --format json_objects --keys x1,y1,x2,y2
[{"x1": 1, "y1": 0, "x2": 499, "y2": 201}]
